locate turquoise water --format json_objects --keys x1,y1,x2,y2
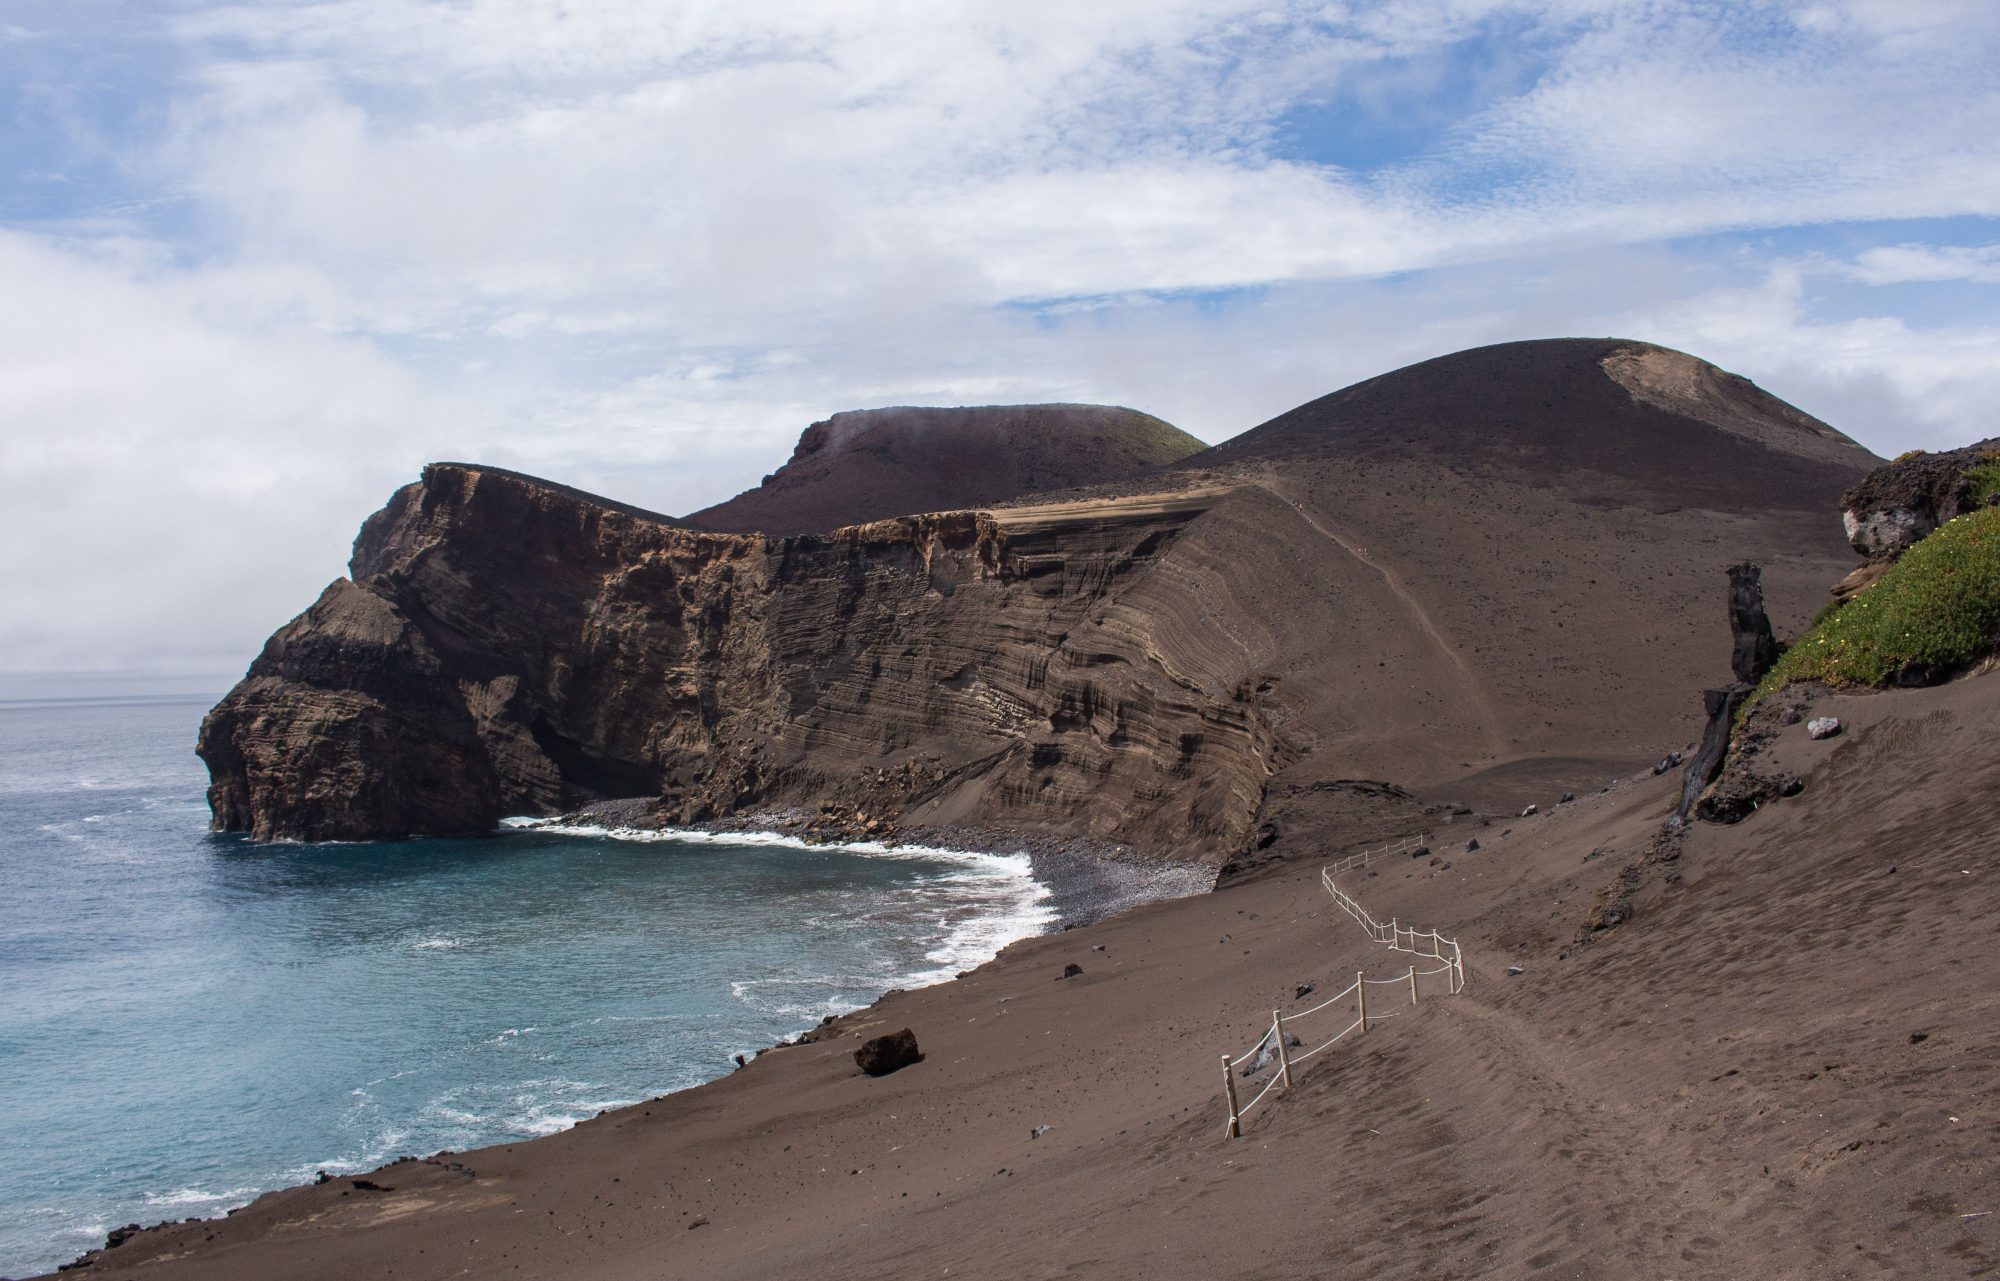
[{"x1": 0, "y1": 696, "x2": 1053, "y2": 1276}]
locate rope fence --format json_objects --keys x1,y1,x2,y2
[{"x1": 1218, "y1": 836, "x2": 1465, "y2": 1138}]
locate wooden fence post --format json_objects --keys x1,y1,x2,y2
[
  {"x1": 1356, "y1": 971, "x2": 1367, "y2": 1032},
  {"x1": 1409, "y1": 964, "x2": 1419, "y2": 1005},
  {"x1": 1221, "y1": 1054, "x2": 1241, "y2": 1138},
  {"x1": 1273, "y1": 1010, "x2": 1292, "y2": 1090},
  {"x1": 1455, "y1": 940, "x2": 1464, "y2": 993}
]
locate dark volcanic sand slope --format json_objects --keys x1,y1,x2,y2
[
  {"x1": 199, "y1": 339, "x2": 1876, "y2": 855},
  {"x1": 686, "y1": 403, "x2": 1205, "y2": 535},
  {"x1": 91, "y1": 672, "x2": 2000, "y2": 1279}
]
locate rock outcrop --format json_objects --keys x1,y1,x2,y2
[
  {"x1": 1727, "y1": 562, "x2": 1780, "y2": 685},
  {"x1": 1838, "y1": 438, "x2": 2000, "y2": 558},
  {"x1": 687, "y1": 404, "x2": 1204, "y2": 536},
  {"x1": 200, "y1": 340, "x2": 1879, "y2": 856},
  {"x1": 199, "y1": 464, "x2": 1273, "y2": 851}
]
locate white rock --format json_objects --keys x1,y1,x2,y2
[{"x1": 1807, "y1": 717, "x2": 1842, "y2": 740}]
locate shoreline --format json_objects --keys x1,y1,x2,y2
[
  {"x1": 507, "y1": 806, "x2": 1221, "y2": 932},
  {"x1": 39, "y1": 819, "x2": 1215, "y2": 1277},
  {"x1": 43, "y1": 679, "x2": 2000, "y2": 1279}
]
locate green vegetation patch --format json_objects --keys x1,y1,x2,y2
[
  {"x1": 1752, "y1": 504, "x2": 2000, "y2": 704},
  {"x1": 1965, "y1": 456, "x2": 2000, "y2": 505}
]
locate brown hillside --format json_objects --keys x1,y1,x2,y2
[
  {"x1": 199, "y1": 339, "x2": 1876, "y2": 855},
  {"x1": 686, "y1": 403, "x2": 1205, "y2": 535}
]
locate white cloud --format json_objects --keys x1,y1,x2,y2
[
  {"x1": 1846, "y1": 243, "x2": 2000, "y2": 285},
  {"x1": 3, "y1": 0, "x2": 2000, "y2": 676},
  {"x1": 0, "y1": 231, "x2": 434, "y2": 674}
]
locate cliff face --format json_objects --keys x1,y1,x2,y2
[
  {"x1": 199, "y1": 466, "x2": 1272, "y2": 854},
  {"x1": 685, "y1": 403, "x2": 1205, "y2": 535},
  {"x1": 200, "y1": 340, "x2": 1880, "y2": 858}
]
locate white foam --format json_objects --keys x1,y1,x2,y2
[
  {"x1": 506, "y1": 816, "x2": 1060, "y2": 998},
  {"x1": 141, "y1": 1185, "x2": 259, "y2": 1209}
]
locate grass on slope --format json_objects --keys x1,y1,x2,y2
[
  {"x1": 1967, "y1": 457, "x2": 2000, "y2": 505},
  {"x1": 1751, "y1": 504, "x2": 2000, "y2": 706}
]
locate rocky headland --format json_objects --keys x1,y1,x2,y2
[{"x1": 197, "y1": 338, "x2": 1876, "y2": 858}]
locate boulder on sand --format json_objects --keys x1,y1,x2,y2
[{"x1": 855, "y1": 1028, "x2": 923, "y2": 1076}]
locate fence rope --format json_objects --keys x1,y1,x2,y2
[{"x1": 1217, "y1": 836, "x2": 1468, "y2": 1137}]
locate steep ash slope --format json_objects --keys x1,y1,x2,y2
[
  {"x1": 687, "y1": 403, "x2": 1204, "y2": 535},
  {"x1": 199, "y1": 339, "x2": 1876, "y2": 855}
]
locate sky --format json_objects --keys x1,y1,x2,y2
[{"x1": 3, "y1": 0, "x2": 1998, "y2": 683}]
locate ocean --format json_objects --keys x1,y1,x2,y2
[{"x1": 0, "y1": 695, "x2": 1060, "y2": 1277}]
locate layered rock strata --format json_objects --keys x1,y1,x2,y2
[
  {"x1": 201, "y1": 340, "x2": 1880, "y2": 859},
  {"x1": 199, "y1": 466, "x2": 1275, "y2": 855}
]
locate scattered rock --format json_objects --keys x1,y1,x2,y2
[
  {"x1": 1652, "y1": 751, "x2": 1684, "y2": 775},
  {"x1": 1807, "y1": 717, "x2": 1842, "y2": 740},
  {"x1": 688, "y1": 1217, "x2": 710, "y2": 1230},
  {"x1": 350, "y1": 1179, "x2": 390, "y2": 1193},
  {"x1": 1240, "y1": 1029, "x2": 1305, "y2": 1076},
  {"x1": 1559, "y1": 792, "x2": 1576, "y2": 804},
  {"x1": 1519, "y1": 804, "x2": 1537, "y2": 817},
  {"x1": 1506, "y1": 965, "x2": 1525, "y2": 977},
  {"x1": 1090, "y1": 944, "x2": 1106, "y2": 952},
  {"x1": 733, "y1": 1053, "x2": 748, "y2": 1068},
  {"x1": 1465, "y1": 839, "x2": 1480, "y2": 852},
  {"x1": 855, "y1": 1028, "x2": 924, "y2": 1076},
  {"x1": 1909, "y1": 1031, "x2": 1929, "y2": 1045},
  {"x1": 1059, "y1": 963, "x2": 1083, "y2": 980},
  {"x1": 1294, "y1": 982, "x2": 1315, "y2": 1000},
  {"x1": 104, "y1": 1224, "x2": 143, "y2": 1250},
  {"x1": 1031, "y1": 1124, "x2": 1052, "y2": 1139}
]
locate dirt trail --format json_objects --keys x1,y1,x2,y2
[
  {"x1": 1434, "y1": 995, "x2": 1745, "y2": 1276},
  {"x1": 1256, "y1": 469, "x2": 1507, "y2": 752}
]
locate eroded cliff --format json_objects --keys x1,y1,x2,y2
[
  {"x1": 200, "y1": 340, "x2": 1881, "y2": 860},
  {"x1": 200, "y1": 466, "x2": 1277, "y2": 855}
]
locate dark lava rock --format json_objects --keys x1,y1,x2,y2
[
  {"x1": 1728, "y1": 562, "x2": 1780, "y2": 685},
  {"x1": 1698, "y1": 769, "x2": 1803, "y2": 823},
  {"x1": 1294, "y1": 982, "x2": 1315, "y2": 1000},
  {"x1": 855, "y1": 1028, "x2": 923, "y2": 1076},
  {"x1": 1840, "y1": 437, "x2": 2000, "y2": 557},
  {"x1": 1465, "y1": 839, "x2": 1479, "y2": 852},
  {"x1": 1059, "y1": 963, "x2": 1083, "y2": 979},
  {"x1": 1677, "y1": 684, "x2": 1748, "y2": 821},
  {"x1": 1894, "y1": 658, "x2": 1953, "y2": 687},
  {"x1": 105, "y1": 1224, "x2": 143, "y2": 1250}
]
